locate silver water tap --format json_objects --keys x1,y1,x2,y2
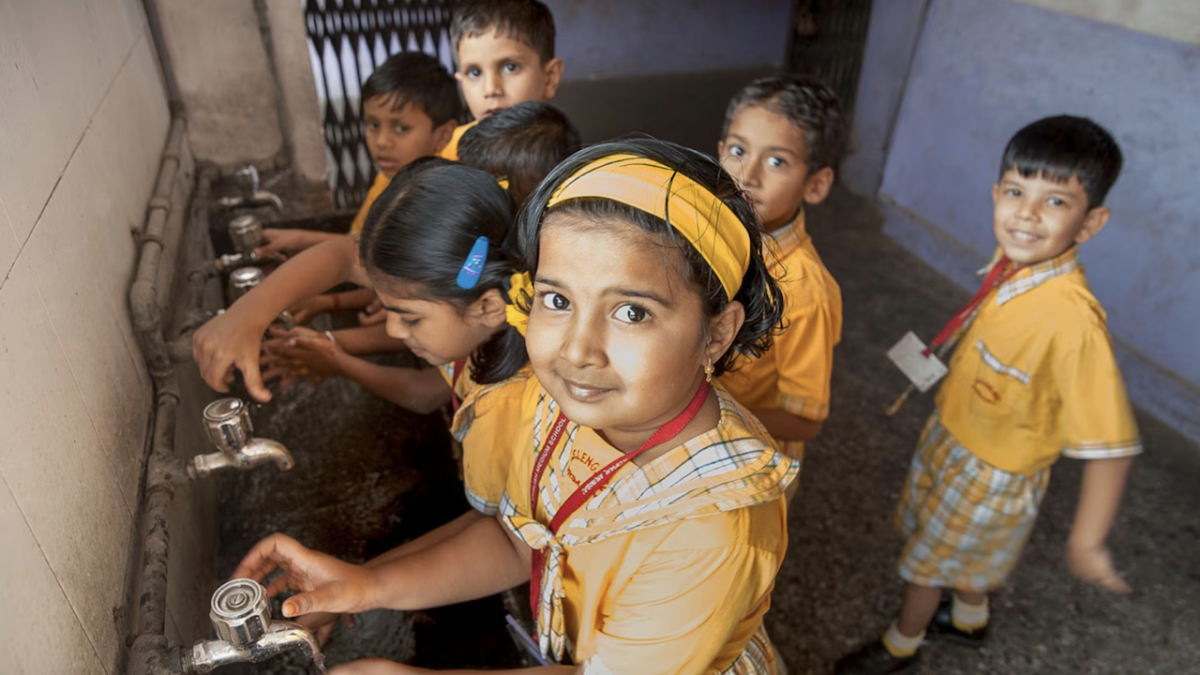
[
  {"x1": 228, "y1": 214, "x2": 265, "y2": 255},
  {"x1": 237, "y1": 165, "x2": 261, "y2": 194},
  {"x1": 225, "y1": 267, "x2": 296, "y2": 330},
  {"x1": 180, "y1": 579, "x2": 324, "y2": 674},
  {"x1": 217, "y1": 191, "x2": 285, "y2": 213},
  {"x1": 188, "y1": 399, "x2": 294, "y2": 479},
  {"x1": 213, "y1": 251, "x2": 285, "y2": 275},
  {"x1": 227, "y1": 266, "x2": 265, "y2": 302}
]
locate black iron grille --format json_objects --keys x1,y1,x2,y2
[{"x1": 304, "y1": 0, "x2": 460, "y2": 208}]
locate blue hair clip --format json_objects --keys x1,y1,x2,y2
[{"x1": 456, "y1": 236, "x2": 490, "y2": 289}]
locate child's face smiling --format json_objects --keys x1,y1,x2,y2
[
  {"x1": 719, "y1": 104, "x2": 832, "y2": 230},
  {"x1": 455, "y1": 31, "x2": 562, "y2": 121},
  {"x1": 991, "y1": 169, "x2": 1109, "y2": 266},
  {"x1": 363, "y1": 97, "x2": 453, "y2": 178},
  {"x1": 526, "y1": 215, "x2": 716, "y2": 450}
]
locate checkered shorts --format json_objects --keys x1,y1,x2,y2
[{"x1": 895, "y1": 413, "x2": 1050, "y2": 591}]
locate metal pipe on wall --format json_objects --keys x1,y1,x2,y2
[{"x1": 126, "y1": 114, "x2": 195, "y2": 675}]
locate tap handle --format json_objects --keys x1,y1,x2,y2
[
  {"x1": 237, "y1": 165, "x2": 260, "y2": 193},
  {"x1": 203, "y1": 398, "x2": 253, "y2": 454},
  {"x1": 210, "y1": 578, "x2": 270, "y2": 648}
]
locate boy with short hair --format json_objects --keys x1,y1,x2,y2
[
  {"x1": 837, "y1": 115, "x2": 1141, "y2": 675},
  {"x1": 457, "y1": 100, "x2": 580, "y2": 205},
  {"x1": 717, "y1": 74, "x2": 844, "y2": 476},
  {"x1": 443, "y1": 0, "x2": 564, "y2": 160},
  {"x1": 256, "y1": 51, "x2": 461, "y2": 256}
]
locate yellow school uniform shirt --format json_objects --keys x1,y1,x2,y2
[
  {"x1": 348, "y1": 172, "x2": 390, "y2": 236},
  {"x1": 438, "y1": 119, "x2": 477, "y2": 161},
  {"x1": 437, "y1": 360, "x2": 533, "y2": 515},
  {"x1": 501, "y1": 380, "x2": 797, "y2": 674},
  {"x1": 720, "y1": 210, "x2": 842, "y2": 460},
  {"x1": 936, "y1": 246, "x2": 1142, "y2": 475}
]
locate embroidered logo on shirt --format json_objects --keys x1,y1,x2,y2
[
  {"x1": 565, "y1": 447, "x2": 602, "y2": 488},
  {"x1": 973, "y1": 379, "x2": 1001, "y2": 404}
]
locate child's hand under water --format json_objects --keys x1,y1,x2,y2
[
  {"x1": 287, "y1": 295, "x2": 332, "y2": 326},
  {"x1": 261, "y1": 325, "x2": 344, "y2": 386},
  {"x1": 358, "y1": 298, "x2": 386, "y2": 326}
]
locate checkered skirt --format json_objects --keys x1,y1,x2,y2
[{"x1": 895, "y1": 413, "x2": 1050, "y2": 590}]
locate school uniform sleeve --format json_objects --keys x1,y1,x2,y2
[
  {"x1": 1055, "y1": 322, "x2": 1142, "y2": 460},
  {"x1": 462, "y1": 381, "x2": 528, "y2": 515},
  {"x1": 772, "y1": 287, "x2": 838, "y2": 421},
  {"x1": 582, "y1": 510, "x2": 780, "y2": 675}
]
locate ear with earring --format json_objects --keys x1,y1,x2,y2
[{"x1": 705, "y1": 360, "x2": 714, "y2": 383}]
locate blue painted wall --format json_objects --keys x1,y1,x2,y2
[
  {"x1": 850, "y1": 0, "x2": 1200, "y2": 443},
  {"x1": 544, "y1": 0, "x2": 791, "y2": 81}
]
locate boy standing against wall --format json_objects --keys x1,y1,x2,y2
[{"x1": 838, "y1": 116, "x2": 1141, "y2": 674}]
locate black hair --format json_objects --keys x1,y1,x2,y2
[
  {"x1": 360, "y1": 51, "x2": 462, "y2": 128},
  {"x1": 458, "y1": 101, "x2": 581, "y2": 206},
  {"x1": 721, "y1": 74, "x2": 845, "y2": 171},
  {"x1": 451, "y1": 0, "x2": 556, "y2": 63},
  {"x1": 999, "y1": 115, "x2": 1123, "y2": 208},
  {"x1": 359, "y1": 161, "x2": 527, "y2": 384},
  {"x1": 514, "y1": 138, "x2": 785, "y2": 378}
]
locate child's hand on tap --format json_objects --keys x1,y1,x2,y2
[{"x1": 192, "y1": 308, "x2": 273, "y2": 402}]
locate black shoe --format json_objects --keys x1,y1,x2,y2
[
  {"x1": 927, "y1": 594, "x2": 988, "y2": 648},
  {"x1": 834, "y1": 640, "x2": 919, "y2": 675}
]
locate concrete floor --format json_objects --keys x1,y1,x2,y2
[{"x1": 769, "y1": 189, "x2": 1200, "y2": 674}]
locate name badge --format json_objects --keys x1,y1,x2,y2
[{"x1": 887, "y1": 332, "x2": 948, "y2": 392}]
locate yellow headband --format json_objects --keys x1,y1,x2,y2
[{"x1": 546, "y1": 154, "x2": 751, "y2": 299}]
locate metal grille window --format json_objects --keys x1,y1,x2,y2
[
  {"x1": 788, "y1": 0, "x2": 874, "y2": 115},
  {"x1": 304, "y1": 0, "x2": 460, "y2": 208}
]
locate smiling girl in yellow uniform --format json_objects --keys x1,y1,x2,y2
[{"x1": 229, "y1": 139, "x2": 798, "y2": 674}]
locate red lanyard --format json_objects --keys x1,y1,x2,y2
[
  {"x1": 450, "y1": 358, "x2": 467, "y2": 412},
  {"x1": 528, "y1": 380, "x2": 711, "y2": 618},
  {"x1": 925, "y1": 256, "x2": 1019, "y2": 355}
]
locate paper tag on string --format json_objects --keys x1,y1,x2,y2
[{"x1": 887, "y1": 332, "x2": 948, "y2": 393}]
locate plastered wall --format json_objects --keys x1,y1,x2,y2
[
  {"x1": 0, "y1": 1, "x2": 185, "y2": 672},
  {"x1": 543, "y1": 0, "x2": 791, "y2": 81},
  {"x1": 844, "y1": 0, "x2": 1200, "y2": 444}
]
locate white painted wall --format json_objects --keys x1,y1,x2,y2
[{"x1": 0, "y1": 1, "x2": 174, "y2": 672}]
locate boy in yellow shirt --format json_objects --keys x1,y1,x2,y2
[
  {"x1": 443, "y1": 0, "x2": 564, "y2": 160},
  {"x1": 256, "y1": 51, "x2": 461, "y2": 256},
  {"x1": 837, "y1": 115, "x2": 1142, "y2": 674},
  {"x1": 717, "y1": 75, "x2": 844, "y2": 477}
]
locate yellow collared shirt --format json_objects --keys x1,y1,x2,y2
[
  {"x1": 438, "y1": 119, "x2": 476, "y2": 161},
  {"x1": 936, "y1": 247, "x2": 1142, "y2": 475},
  {"x1": 437, "y1": 360, "x2": 533, "y2": 515},
  {"x1": 719, "y1": 210, "x2": 842, "y2": 459},
  {"x1": 500, "y1": 381, "x2": 793, "y2": 673}
]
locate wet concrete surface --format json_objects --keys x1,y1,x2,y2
[{"x1": 768, "y1": 189, "x2": 1200, "y2": 674}]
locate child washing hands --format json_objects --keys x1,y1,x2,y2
[{"x1": 231, "y1": 139, "x2": 798, "y2": 674}]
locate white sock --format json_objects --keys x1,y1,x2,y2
[
  {"x1": 951, "y1": 594, "x2": 989, "y2": 631},
  {"x1": 882, "y1": 621, "x2": 924, "y2": 657}
]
